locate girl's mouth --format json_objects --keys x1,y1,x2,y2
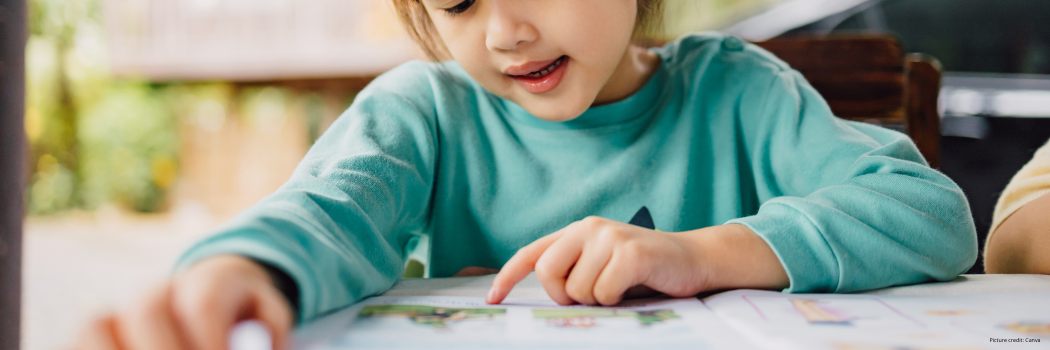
[{"x1": 508, "y1": 56, "x2": 568, "y2": 94}]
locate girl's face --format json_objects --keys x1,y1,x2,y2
[{"x1": 421, "y1": 0, "x2": 639, "y2": 121}]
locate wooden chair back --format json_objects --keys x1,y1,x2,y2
[{"x1": 754, "y1": 35, "x2": 943, "y2": 168}]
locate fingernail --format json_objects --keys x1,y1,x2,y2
[{"x1": 486, "y1": 287, "x2": 498, "y2": 303}]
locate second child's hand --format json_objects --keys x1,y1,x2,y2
[{"x1": 485, "y1": 217, "x2": 790, "y2": 306}]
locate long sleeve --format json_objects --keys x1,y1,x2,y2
[
  {"x1": 725, "y1": 66, "x2": 978, "y2": 293},
  {"x1": 989, "y1": 139, "x2": 1050, "y2": 240},
  {"x1": 174, "y1": 64, "x2": 439, "y2": 322}
]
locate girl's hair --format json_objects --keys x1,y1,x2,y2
[{"x1": 391, "y1": 0, "x2": 665, "y2": 61}]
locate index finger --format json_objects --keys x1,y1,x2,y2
[{"x1": 486, "y1": 231, "x2": 565, "y2": 304}]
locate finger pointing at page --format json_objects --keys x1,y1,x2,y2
[{"x1": 486, "y1": 229, "x2": 568, "y2": 304}]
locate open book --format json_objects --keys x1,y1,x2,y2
[{"x1": 284, "y1": 289, "x2": 1050, "y2": 350}]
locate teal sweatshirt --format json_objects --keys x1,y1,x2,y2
[{"x1": 175, "y1": 33, "x2": 978, "y2": 322}]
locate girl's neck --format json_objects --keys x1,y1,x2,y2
[{"x1": 592, "y1": 44, "x2": 662, "y2": 107}]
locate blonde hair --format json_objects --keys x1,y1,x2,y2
[{"x1": 391, "y1": 0, "x2": 665, "y2": 61}]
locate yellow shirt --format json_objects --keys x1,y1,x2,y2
[{"x1": 989, "y1": 139, "x2": 1050, "y2": 242}]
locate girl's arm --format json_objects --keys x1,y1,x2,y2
[
  {"x1": 985, "y1": 192, "x2": 1050, "y2": 274},
  {"x1": 985, "y1": 140, "x2": 1050, "y2": 274},
  {"x1": 175, "y1": 63, "x2": 440, "y2": 323},
  {"x1": 726, "y1": 65, "x2": 978, "y2": 293}
]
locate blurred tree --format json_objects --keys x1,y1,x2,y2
[
  {"x1": 78, "y1": 83, "x2": 178, "y2": 212},
  {"x1": 26, "y1": 0, "x2": 180, "y2": 214},
  {"x1": 25, "y1": 0, "x2": 90, "y2": 213}
]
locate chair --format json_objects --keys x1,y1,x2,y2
[{"x1": 754, "y1": 35, "x2": 943, "y2": 168}]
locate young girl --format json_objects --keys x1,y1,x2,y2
[{"x1": 76, "y1": 0, "x2": 977, "y2": 349}]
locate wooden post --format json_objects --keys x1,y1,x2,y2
[
  {"x1": 0, "y1": 0, "x2": 27, "y2": 349},
  {"x1": 905, "y1": 53, "x2": 943, "y2": 169}
]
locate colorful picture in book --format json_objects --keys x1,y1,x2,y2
[
  {"x1": 532, "y1": 308, "x2": 680, "y2": 328},
  {"x1": 356, "y1": 305, "x2": 505, "y2": 330},
  {"x1": 529, "y1": 307, "x2": 700, "y2": 341},
  {"x1": 791, "y1": 299, "x2": 851, "y2": 325},
  {"x1": 1001, "y1": 321, "x2": 1050, "y2": 337},
  {"x1": 924, "y1": 310, "x2": 977, "y2": 316},
  {"x1": 329, "y1": 303, "x2": 509, "y2": 347},
  {"x1": 742, "y1": 295, "x2": 922, "y2": 329}
]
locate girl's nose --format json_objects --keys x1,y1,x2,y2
[{"x1": 484, "y1": 2, "x2": 539, "y2": 52}]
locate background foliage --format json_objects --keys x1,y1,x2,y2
[{"x1": 26, "y1": 0, "x2": 180, "y2": 214}]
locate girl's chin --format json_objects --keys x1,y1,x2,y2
[
  {"x1": 521, "y1": 102, "x2": 589, "y2": 122},
  {"x1": 513, "y1": 93, "x2": 592, "y2": 122},
  {"x1": 532, "y1": 114, "x2": 581, "y2": 122}
]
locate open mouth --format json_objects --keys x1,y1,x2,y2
[
  {"x1": 508, "y1": 55, "x2": 569, "y2": 94},
  {"x1": 514, "y1": 56, "x2": 567, "y2": 79}
]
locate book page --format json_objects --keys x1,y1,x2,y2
[
  {"x1": 703, "y1": 289, "x2": 1050, "y2": 350},
  {"x1": 293, "y1": 296, "x2": 759, "y2": 349}
]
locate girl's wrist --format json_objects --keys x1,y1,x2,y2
[{"x1": 671, "y1": 224, "x2": 789, "y2": 293}]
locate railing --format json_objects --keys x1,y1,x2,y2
[{"x1": 102, "y1": 0, "x2": 415, "y2": 81}]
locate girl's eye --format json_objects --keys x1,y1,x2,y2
[{"x1": 443, "y1": 0, "x2": 475, "y2": 17}]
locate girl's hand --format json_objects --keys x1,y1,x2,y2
[
  {"x1": 486, "y1": 217, "x2": 789, "y2": 306},
  {"x1": 72, "y1": 255, "x2": 293, "y2": 350}
]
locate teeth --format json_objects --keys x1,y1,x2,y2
[{"x1": 523, "y1": 57, "x2": 563, "y2": 78}]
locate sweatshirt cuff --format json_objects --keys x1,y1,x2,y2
[
  {"x1": 725, "y1": 202, "x2": 840, "y2": 293},
  {"x1": 251, "y1": 259, "x2": 301, "y2": 323}
]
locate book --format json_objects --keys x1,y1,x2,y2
[{"x1": 227, "y1": 289, "x2": 1050, "y2": 349}]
